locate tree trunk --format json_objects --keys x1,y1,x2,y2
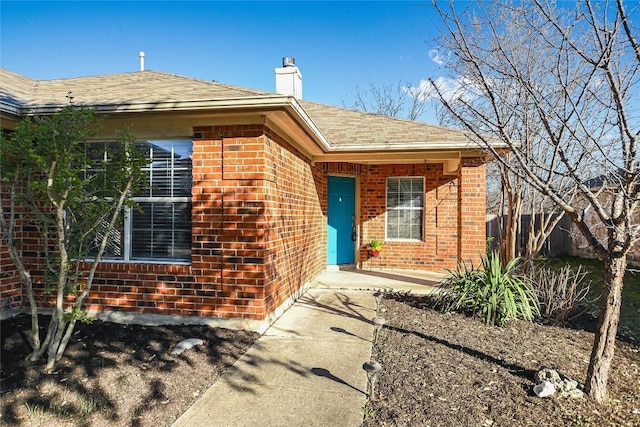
[
  {"x1": 0, "y1": 179, "x2": 43, "y2": 358},
  {"x1": 46, "y1": 312, "x2": 67, "y2": 372},
  {"x1": 500, "y1": 173, "x2": 521, "y2": 264},
  {"x1": 54, "y1": 319, "x2": 77, "y2": 362},
  {"x1": 585, "y1": 254, "x2": 625, "y2": 402}
]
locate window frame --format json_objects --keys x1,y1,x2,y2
[
  {"x1": 88, "y1": 139, "x2": 193, "y2": 264},
  {"x1": 385, "y1": 176, "x2": 425, "y2": 242}
]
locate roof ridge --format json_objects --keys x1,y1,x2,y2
[
  {"x1": 29, "y1": 69, "x2": 273, "y2": 97},
  {"x1": 137, "y1": 70, "x2": 273, "y2": 96}
]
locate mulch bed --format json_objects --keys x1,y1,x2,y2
[
  {"x1": 1, "y1": 314, "x2": 259, "y2": 426},
  {"x1": 362, "y1": 293, "x2": 640, "y2": 427},
  {"x1": 3, "y1": 295, "x2": 639, "y2": 427}
]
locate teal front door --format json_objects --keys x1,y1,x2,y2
[{"x1": 327, "y1": 176, "x2": 356, "y2": 265}]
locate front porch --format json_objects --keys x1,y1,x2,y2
[{"x1": 312, "y1": 268, "x2": 447, "y2": 295}]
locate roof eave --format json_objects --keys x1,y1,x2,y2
[
  {"x1": 0, "y1": 99, "x2": 22, "y2": 116},
  {"x1": 21, "y1": 95, "x2": 293, "y2": 115},
  {"x1": 326, "y1": 142, "x2": 476, "y2": 152},
  {"x1": 285, "y1": 98, "x2": 332, "y2": 151},
  {"x1": 17, "y1": 95, "x2": 333, "y2": 151}
]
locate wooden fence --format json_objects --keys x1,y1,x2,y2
[{"x1": 486, "y1": 213, "x2": 574, "y2": 258}]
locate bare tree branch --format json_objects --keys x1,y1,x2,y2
[{"x1": 430, "y1": 0, "x2": 639, "y2": 401}]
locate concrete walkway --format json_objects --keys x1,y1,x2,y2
[
  {"x1": 313, "y1": 268, "x2": 445, "y2": 294},
  {"x1": 172, "y1": 269, "x2": 443, "y2": 427}
]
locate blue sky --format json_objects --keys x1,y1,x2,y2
[{"x1": 0, "y1": 1, "x2": 446, "y2": 120}]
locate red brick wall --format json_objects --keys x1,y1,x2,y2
[
  {"x1": 1, "y1": 124, "x2": 326, "y2": 328},
  {"x1": 70, "y1": 263, "x2": 196, "y2": 315},
  {"x1": 334, "y1": 159, "x2": 486, "y2": 271},
  {"x1": 190, "y1": 125, "x2": 269, "y2": 321},
  {"x1": 261, "y1": 129, "x2": 325, "y2": 314},
  {"x1": 0, "y1": 243, "x2": 21, "y2": 319},
  {"x1": 2, "y1": 122, "x2": 487, "y2": 326},
  {"x1": 458, "y1": 158, "x2": 487, "y2": 267},
  {"x1": 190, "y1": 124, "x2": 325, "y2": 321},
  {"x1": 1, "y1": 186, "x2": 26, "y2": 319}
]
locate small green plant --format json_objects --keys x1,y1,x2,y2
[
  {"x1": 363, "y1": 402, "x2": 377, "y2": 420},
  {"x1": 438, "y1": 251, "x2": 540, "y2": 326},
  {"x1": 369, "y1": 240, "x2": 383, "y2": 251},
  {"x1": 78, "y1": 395, "x2": 99, "y2": 418},
  {"x1": 25, "y1": 402, "x2": 47, "y2": 426}
]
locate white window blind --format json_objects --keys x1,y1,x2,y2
[
  {"x1": 87, "y1": 139, "x2": 192, "y2": 262},
  {"x1": 386, "y1": 177, "x2": 424, "y2": 240},
  {"x1": 131, "y1": 140, "x2": 192, "y2": 261}
]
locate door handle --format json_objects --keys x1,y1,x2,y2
[{"x1": 351, "y1": 223, "x2": 357, "y2": 242}]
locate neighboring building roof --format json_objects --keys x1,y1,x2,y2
[{"x1": 0, "y1": 68, "x2": 485, "y2": 156}]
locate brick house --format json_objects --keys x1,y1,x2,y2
[
  {"x1": 0, "y1": 61, "x2": 492, "y2": 331},
  {"x1": 569, "y1": 176, "x2": 640, "y2": 265}
]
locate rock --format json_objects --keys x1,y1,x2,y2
[
  {"x1": 170, "y1": 338, "x2": 207, "y2": 355},
  {"x1": 533, "y1": 368, "x2": 585, "y2": 399},
  {"x1": 533, "y1": 380, "x2": 555, "y2": 398},
  {"x1": 534, "y1": 368, "x2": 561, "y2": 384}
]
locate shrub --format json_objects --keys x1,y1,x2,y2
[
  {"x1": 438, "y1": 252, "x2": 540, "y2": 326},
  {"x1": 529, "y1": 264, "x2": 592, "y2": 324}
]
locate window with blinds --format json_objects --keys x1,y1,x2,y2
[
  {"x1": 131, "y1": 140, "x2": 192, "y2": 261},
  {"x1": 87, "y1": 139, "x2": 192, "y2": 262},
  {"x1": 386, "y1": 177, "x2": 424, "y2": 241}
]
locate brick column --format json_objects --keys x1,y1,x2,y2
[{"x1": 458, "y1": 157, "x2": 486, "y2": 267}]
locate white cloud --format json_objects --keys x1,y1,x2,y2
[
  {"x1": 428, "y1": 49, "x2": 444, "y2": 66},
  {"x1": 404, "y1": 76, "x2": 469, "y2": 102}
]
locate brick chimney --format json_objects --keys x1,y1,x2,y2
[{"x1": 275, "y1": 57, "x2": 302, "y2": 99}]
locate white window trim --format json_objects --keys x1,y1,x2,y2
[
  {"x1": 385, "y1": 176, "x2": 425, "y2": 242},
  {"x1": 95, "y1": 139, "x2": 192, "y2": 264}
]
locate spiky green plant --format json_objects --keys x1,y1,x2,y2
[{"x1": 439, "y1": 251, "x2": 540, "y2": 326}]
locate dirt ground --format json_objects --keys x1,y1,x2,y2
[
  {"x1": 0, "y1": 314, "x2": 259, "y2": 426},
  {"x1": 2, "y1": 294, "x2": 639, "y2": 427},
  {"x1": 362, "y1": 293, "x2": 640, "y2": 427}
]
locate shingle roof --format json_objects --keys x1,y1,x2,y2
[
  {"x1": 0, "y1": 69, "x2": 38, "y2": 108},
  {"x1": 1, "y1": 68, "x2": 477, "y2": 151},
  {"x1": 0, "y1": 69, "x2": 270, "y2": 108},
  {"x1": 299, "y1": 100, "x2": 469, "y2": 148}
]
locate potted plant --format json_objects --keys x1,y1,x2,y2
[{"x1": 368, "y1": 239, "x2": 383, "y2": 257}]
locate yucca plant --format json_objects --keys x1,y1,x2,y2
[{"x1": 439, "y1": 251, "x2": 540, "y2": 326}]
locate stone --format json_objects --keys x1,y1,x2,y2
[
  {"x1": 533, "y1": 380, "x2": 555, "y2": 398},
  {"x1": 533, "y1": 368, "x2": 585, "y2": 399},
  {"x1": 170, "y1": 338, "x2": 207, "y2": 355}
]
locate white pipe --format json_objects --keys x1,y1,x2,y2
[{"x1": 139, "y1": 51, "x2": 145, "y2": 71}]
